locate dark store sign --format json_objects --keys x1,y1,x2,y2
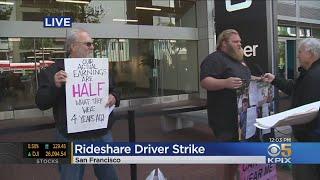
[
  {"x1": 43, "y1": 16, "x2": 72, "y2": 28},
  {"x1": 225, "y1": 0, "x2": 252, "y2": 12},
  {"x1": 215, "y1": 0, "x2": 275, "y2": 75}
]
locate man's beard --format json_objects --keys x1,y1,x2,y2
[
  {"x1": 226, "y1": 44, "x2": 244, "y2": 61},
  {"x1": 86, "y1": 52, "x2": 94, "y2": 58},
  {"x1": 75, "y1": 51, "x2": 93, "y2": 58}
]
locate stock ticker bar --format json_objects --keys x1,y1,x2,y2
[
  {"x1": 22, "y1": 142, "x2": 70, "y2": 164},
  {"x1": 23, "y1": 142, "x2": 68, "y2": 158},
  {"x1": 0, "y1": 142, "x2": 70, "y2": 164}
]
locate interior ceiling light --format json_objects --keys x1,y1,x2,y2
[
  {"x1": 0, "y1": 1, "x2": 14, "y2": 5},
  {"x1": 56, "y1": 0, "x2": 90, "y2": 4},
  {"x1": 27, "y1": 56, "x2": 42, "y2": 59},
  {"x1": 51, "y1": 50, "x2": 67, "y2": 53},
  {"x1": 8, "y1": 38, "x2": 20, "y2": 42},
  {"x1": 136, "y1": 7, "x2": 161, "y2": 11},
  {"x1": 113, "y1": 19, "x2": 138, "y2": 22},
  {"x1": 41, "y1": 47, "x2": 64, "y2": 50},
  {"x1": 35, "y1": 52, "x2": 50, "y2": 55}
]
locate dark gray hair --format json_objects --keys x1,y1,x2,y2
[
  {"x1": 65, "y1": 28, "x2": 88, "y2": 57},
  {"x1": 299, "y1": 38, "x2": 320, "y2": 59}
]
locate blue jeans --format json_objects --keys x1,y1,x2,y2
[{"x1": 56, "y1": 131, "x2": 119, "y2": 180}]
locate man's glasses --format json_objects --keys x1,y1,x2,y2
[{"x1": 77, "y1": 41, "x2": 94, "y2": 47}]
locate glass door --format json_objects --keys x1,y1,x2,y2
[{"x1": 0, "y1": 37, "x2": 66, "y2": 120}]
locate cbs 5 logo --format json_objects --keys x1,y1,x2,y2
[
  {"x1": 268, "y1": 144, "x2": 292, "y2": 157},
  {"x1": 225, "y1": 0, "x2": 252, "y2": 12}
]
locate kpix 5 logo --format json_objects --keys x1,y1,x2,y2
[
  {"x1": 225, "y1": 0, "x2": 252, "y2": 12},
  {"x1": 267, "y1": 144, "x2": 292, "y2": 163}
]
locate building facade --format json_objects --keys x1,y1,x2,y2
[
  {"x1": 0, "y1": 0, "x2": 319, "y2": 121},
  {"x1": 277, "y1": 0, "x2": 320, "y2": 79}
]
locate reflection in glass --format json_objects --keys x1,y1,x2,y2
[
  {"x1": 299, "y1": 28, "x2": 305, "y2": 37},
  {"x1": 0, "y1": 38, "x2": 37, "y2": 110},
  {"x1": 313, "y1": 28, "x2": 320, "y2": 38},
  {"x1": 154, "y1": 39, "x2": 198, "y2": 96},
  {"x1": 299, "y1": 28, "x2": 311, "y2": 38},
  {"x1": 2, "y1": 0, "x2": 196, "y2": 27},
  {"x1": 277, "y1": 41, "x2": 286, "y2": 79},
  {"x1": 153, "y1": 16, "x2": 175, "y2": 26},
  {"x1": 136, "y1": 0, "x2": 196, "y2": 27},
  {"x1": 278, "y1": 26, "x2": 296, "y2": 37},
  {"x1": 0, "y1": 38, "x2": 65, "y2": 111},
  {"x1": 0, "y1": 1, "x2": 14, "y2": 20},
  {"x1": 93, "y1": 39, "x2": 198, "y2": 99},
  {"x1": 0, "y1": 37, "x2": 198, "y2": 110},
  {"x1": 306, "y1": 29, "x2": 311, "y2": 37},
  {"x1": 152, "y1": 0, "x2": 175, "y2": 8}
]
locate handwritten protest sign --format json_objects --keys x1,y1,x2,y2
[
  {"x1": 239, "y1": 164, "x2": 277, "y2": 180},
  {"x1": 65, "y1": 58, "x2": 109, "y2": 133}
]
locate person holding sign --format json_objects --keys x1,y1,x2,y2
[
  {"x1": 36, "y1": 28, "x2": 120, "y2": 180},
  {"x1": 200, "y1": 29, "x2": 251, "y2": 141},
  {"x1": 200, "y1": 29, "x2": 251, "y2": 180},
  {"x1": 262, "y1": 38, "x2": 320, "y2": 180}
]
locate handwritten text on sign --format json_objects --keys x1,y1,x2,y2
[
  {"x1": 65, "y1": 58, "x2": 109, "y2": 133},
  {"x1": 239, "y1": 164, "x2": 277, "y2": 180}
]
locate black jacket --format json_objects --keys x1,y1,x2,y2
[
  {"x1": 272, "y1": 59, "x2": 320, "y2": 141},
  {"x1": 200, "y1": 51, "x2": 251, "y2": 140},
  {"x1": 35, "y1": 60, "x2": 120, "y2": 139}
]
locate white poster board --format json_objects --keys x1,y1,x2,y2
[
  {"x1": 245, "y1": 107, "x2": 257, "y2": 139},
  {"x1": 65, "y1": 58, "x2": 110, "y2": 133},
  {"x1": 255, "y1": 101, "x2": 320, "y2": 129}
]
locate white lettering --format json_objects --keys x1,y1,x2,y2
[
  {"x1": 45, "y1": 18, "x2": 51, "y2": 26},
  {"x1": 74, "y1": 144, "x2": 83, "y2": 154},
  {"x1": 55, "y1": 18, "x2": 63, "y2": 27},
  {"x1": 172, "y1": 144, "x2": 205, "y2": 154},
  {"x1": 44, "y1": 17, "x2": 72, "y2": 27},
  {"x1": 64, "y1": 18, "x2": 71, "y2": 27},
  {"x1": 225, "y1": 0, "x2": 252, "y2": 12},
  {"x1": 135, "y1": 144, "x2": 169, "y2": 154},
  {"x1": 244, "y1": 45, "x2": 259, "y2": 57}
]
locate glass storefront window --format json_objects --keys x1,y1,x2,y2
[
  {"x1": 313, "y1": 28, "x2": 320, "y2": 38},
  {"x1": 299, "y1": 27, "x2": 311, "y2": 38},
  {"x1": 278, "y1": 26, "x2": 297, "y2": 37},
  {"x1": 0, "y1": 1, "x2": 14, "y2": 20},
  {"x1": 93, "y1": 38, "x2": 198, "y2": 99},
  {"x1": 1, "y1": 37, "x2": 198, "y2": 111},
  {"x1": 306, "y1": 28, "x2": 311, "y2": 37},
  {"x1": 0, "y1": 37, "x2": 65, "y2": 111},
  {"x1": 0, "y1": 38, "x2": 37, "y2": 110},
  {"x1": 277, "y1": 41, "x2": 286, "y2": 79},
  {"x1": 1, "y1": 0, "x2": 196, "y2": 27},
  {"x1": 135, "y1": 0, "x2": 196, "y2": 27}
]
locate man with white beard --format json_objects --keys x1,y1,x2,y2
[
  {"x1": 36, "y1": 28, "x2": 120, "y2": 180},
  {"x1": 200, "y1": 29, "x2": 251, "y2": 180}
]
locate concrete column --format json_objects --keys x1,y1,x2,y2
[{"x1": 196, "y1": 0, "x2": 216, "y2": 99}]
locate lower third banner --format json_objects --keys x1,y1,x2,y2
[{"x1": 70, "y1": 142, "x2": 320, "y2": 164}]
